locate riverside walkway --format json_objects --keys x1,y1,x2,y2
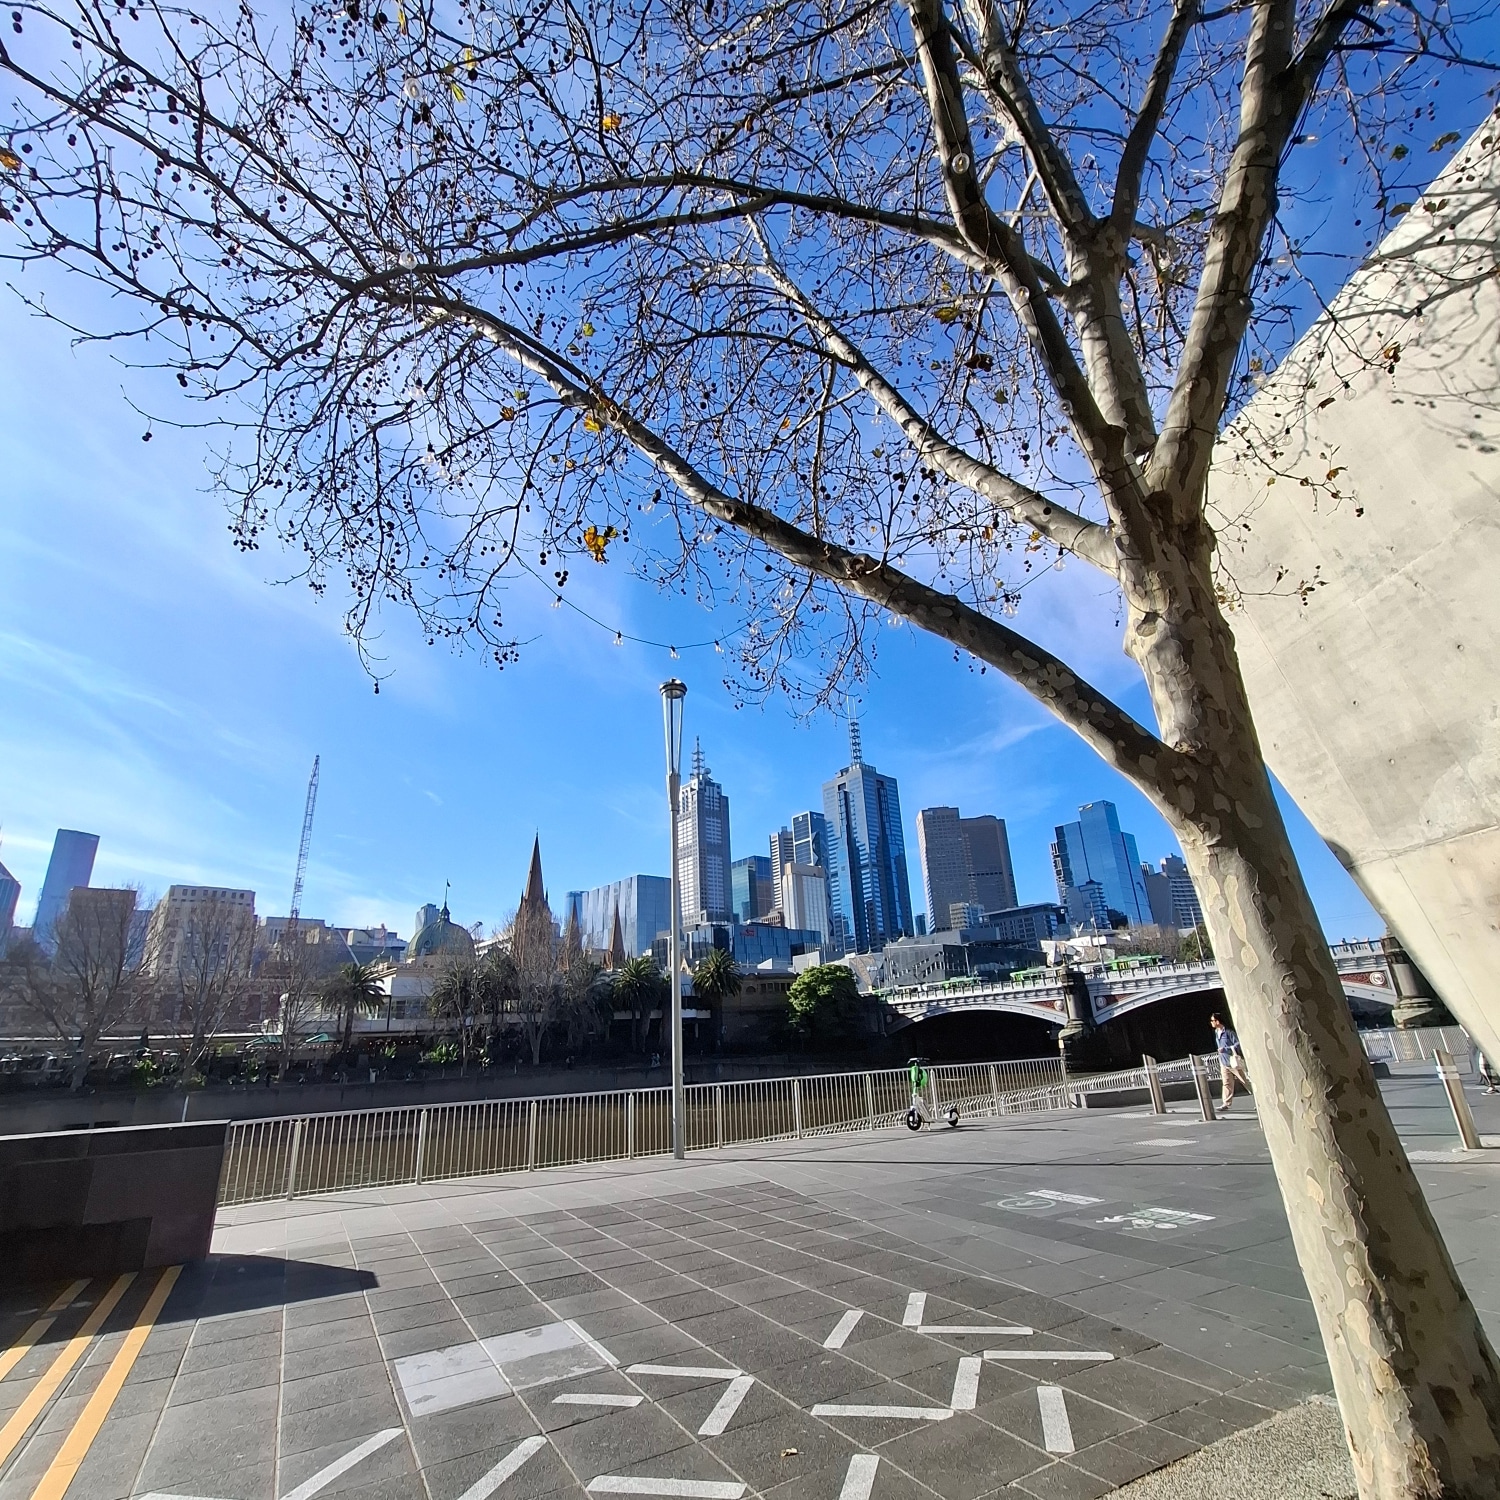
[{"x1": 0, "y1": 1065, "x2": 1494, "y2": 1500}]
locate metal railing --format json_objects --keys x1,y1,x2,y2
[
  {"x1": 218, "y1": 1055, "x2": 1064, "y2": 1206},
  {"x1": 1361, "y1": 1025, "x2": 1472, "y2": 1069}
]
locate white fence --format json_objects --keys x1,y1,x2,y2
[
  {"x1": 218, "y1": 1029, "x2": 1470, "y2": 1208},
  {"x1": 218, "y1": 1056, "x2": 1065, "y2": 1206}
]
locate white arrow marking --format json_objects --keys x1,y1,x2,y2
[
  {"x1": 454, "y1": 1437, "x2": 548, "y2": 1500},
  {"x1": 983, "y1": 1350, "x2": 1115, "y2": 1362},
  {"x1": 811, "y1": 1403, "x2": 953, "y2": 1421},
  {"x1": 1038, "y1": 1386, "x2": 1075, "y2": 1453},
  {"x1": 950, "y1": 1357, "x2": 982, "y2": 1410},
  {"x1": 698, "y1": 1376, "x2": 754, "y2": 1436},
  {"x1": 824, "y1": 1310, "x2": 865, "y2": 1349},
  {"x1": 553, "y1": 1394, "x2": 643, "y2": 1408},
  {"x1": 138, "y1": 1428, "x2": 407, "y2": 1500},
  {"x1": 585, "y1": 1480, "x2": 745, "y2": 1498},
  {"x1": 918, "y1": 1324, "x2": 1033, "y2": 1336},
  {"x1": 626, "y1": 1364, "x2": 742, "y2": 1380},
  {"x1": 837, "y1": 1455, "x2": 880, "y2": 1500},
  {"x1": 902, "y1": 1293, "x2": 926, "y2": 1328},
  {"x1": 281, "y1": 1429, "x2": 404, "y2": 1500}
]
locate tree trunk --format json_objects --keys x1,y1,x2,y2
[{"x1": 1134, "y1": 552, "x2": 1500, "y2": 1497}]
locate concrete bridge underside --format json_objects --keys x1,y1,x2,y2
[{"x1": 1216, "y1": 110, "x2": 1500, "y2": 1063}]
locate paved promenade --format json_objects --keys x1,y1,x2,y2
[{"x1": 0, "y1": 1067, "x2": 1495, "y2": 1500}]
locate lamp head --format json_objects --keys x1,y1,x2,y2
[{"x1": 659, "y1": 678, "x2": 687, "y2": 778}]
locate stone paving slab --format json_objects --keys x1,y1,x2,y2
[{"x1": 1, "y1": 1068, "x2": 1496, "y2": 1500}]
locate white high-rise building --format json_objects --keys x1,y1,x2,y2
[
  {"x1": 142, "y1": 885, "x2": 257, "y2": 977},
  {"x1": 781, "y1": 862, "x2": 831, "y2": 945},
  {"x1": 677, "y1": 740, "x2": 732, "y2": 925}
]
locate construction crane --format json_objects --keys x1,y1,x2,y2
[{"x1": 286, "y1": 755, "x2": 320, "y2": 939}]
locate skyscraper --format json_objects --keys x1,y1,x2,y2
[
  {"x1": 1162, "y1": 854, "x2": 1206, "y2": 930},
  {"x1": 768, "y1": 828, "x2": 795, "y2": 910},
  {"x1": 33, "y1": 829, "x2": 99, "y2": 953},
  {"x1": 0, "y1": 859, "x2": 19, "y2": 958},
  {"x1": 822, "y1": 719, "x2": 914, "y2": 954},
  {"x1": 780, "y1": 863, "x2": 832, "y2": 944},
  {"x1": 1051, "y1": 801, "x2": 1152, "y2": 928},
  {"x1": 916, "y1": 807, "x2": 1018, "y2": 930},
  {"x1": 568, "y1": 876, "x2": 673, "y2": 959},
  {"x1": 791, "y1": 811, "x2": 830, "y2": 871},
  {"x1": 731, "y1": 855, "x2": 775, "y2": 923},
  {"x1": 677, "y1": 740, "x2": 732, "y2": 924}
]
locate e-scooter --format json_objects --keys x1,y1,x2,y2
[{"x1": 905, "y1": 1057, "x2": 961, "y2": 1130}]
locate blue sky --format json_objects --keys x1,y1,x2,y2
[{"x1": 0, "y1": 294, "x2": 1384, "y2": 944}]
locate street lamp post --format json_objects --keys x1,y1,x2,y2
[{"x1": 659, "y1": 678, "x2": 688, "y2": 1160}]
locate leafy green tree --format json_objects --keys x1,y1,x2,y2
[
  {"x1": 691, "y1": 948, "x2": 741, "y2": 1043},
  {"x1": 613, "y1": 956, "x2": 664, "y2": 1055},
  {"x1": 786, "y1": 965, "x2": 866, "y2": 1046},
  {"x1": 322, "y1": 961, "x2": 386, "y2": 1057}
]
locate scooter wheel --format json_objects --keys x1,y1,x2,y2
[
  {"x1": 905, "y1": 1110, "x2": 923, "y2": 1131},
  {"x1": 946, "y1": 1107, "x2": 960, "y2": 1128}
]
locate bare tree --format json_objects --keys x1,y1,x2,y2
[
  {"x1": 255, "y1": 934, "x2": 326, "y2": 1079},
  {"x1": 142, "y1": 890, "x2": 256, "y2": 1074},
  {"x1": 1, "y1": 888, "x2": 141, "y2": 1088},
  {"x1": 428, "y1": 955, "x2": 481, "y2": 1069},
  {"x1": 556, "y1": 910, "x2": 605, "y2": 1056},
  {"x1": 3, "y1": 0, "x2": 1499, "y2": 1486}
]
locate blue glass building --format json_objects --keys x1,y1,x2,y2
[
  {"x1": 821, "y1": 721, "x2": 914, "y2": 954},
  {"x1": 1051, "y1": 801, "x2": 1152, "y2": 928},
  {"x1": 33, "y1": 829, "x2": 99, "y2": 954},
  {"x1": 730, "y1": 855, "x2": 774, "y2": 924}
]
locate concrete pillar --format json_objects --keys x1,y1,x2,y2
[{"x1": 1384, "y1": 937, "x2": 1454, "y2": 1031}]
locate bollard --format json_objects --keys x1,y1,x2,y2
[
  {"x1": 1143, "y1": 1055, "x2": 1166, "y2": 1115},
  {"x1": 1434, "y1": 1048, "x2": 1482, "y2": 1151},
  {"x1": 1189, "y1": 1054, "x2": 1217, "y2": 1121}
]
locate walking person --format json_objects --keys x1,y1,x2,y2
[
  {"x1": 1478, "y1": 1051, "x2": 1500, "y2": 1095},
  {"x1": 1210, "y1": 1014, "x2": 1252, "y2": 1112}
]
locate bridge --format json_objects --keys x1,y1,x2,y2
[{"x1": 879, "y1": 939, "x2": 1397, "y2": 1030}]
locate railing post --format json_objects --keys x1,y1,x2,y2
[
  {"x1": 413, "y1": 1107, "x2": 431, "y2": 1184},
  {"x1": 627, "y1": 1092, "x2": 636, "y2": 1159},
  {"x1": 526, "y1": 1098, "x2": 539, "y2": 1169},
  {"x1": 1143, "y1": 1055, "x2": 1166, "y2": 1115},
  {"x1": 988, "y1": 1063, "x2": 1000, "y2": 1117},
  {"x1": 792, "y1": 1077, "x2": 803, "y2": 1138},
  {"x1": 863, "y1": 1072, "x2": 875, "y2": 1130},
  {"x1": 1434, "y1": 1048, "x2": 1483, "y2": 1151},
  {"x1": 285, "y1": 1118, "x2": 305, "y2": 1200},
  {"x1": 1189, "y1": 1054, "x2": 1216, "y2": 1121},
  {"x1": 715, "y1": 1085, "x2": 724, "y2": 1149}
]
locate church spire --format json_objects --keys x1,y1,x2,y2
[
  {"x1": 608, "y1": 903, "x2": 627, "y2": 969},
  {"x1": 521, "y1": 834, "x2": 547, "y2": 913}
]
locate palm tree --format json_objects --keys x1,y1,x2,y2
[
  {"x1": 613, "y1": 956, "x2": 664, "y2": 1055},
  {"x1": 428, "y1": 957, "x2": 481, "y2": 1071},
  {"x1": 691, "y1": 948, "x2": 741, "y2": 1050},
  {"x1": 322, "y1": 962, "x2": 385, "y2": 1057}
]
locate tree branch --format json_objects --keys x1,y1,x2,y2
[
  {"x1": 438, "y1": 291, "x2": 1174, "y2": 792},
  {"x1": 1148, "y1": 0, "x2": 1368, "y2": 514},
  {"x1": 752, "y1": 240, "x2": 1118, "y2": 574},
  {"x1": 1110, "y1": 0, "x2": 1202, "y2": 244}
]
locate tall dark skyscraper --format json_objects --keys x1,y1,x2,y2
[
  {"x1": 33, "y1": 829, "x2": 99, "y2": 953},
  {"x1": 916, "y1": 807, "x2": 1018, "y2": 930},
  {"x1": 822, "y1": 720, "x2": 914, "y2": 954}
]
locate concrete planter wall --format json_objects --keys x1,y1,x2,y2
[{"x1": 0, "y1": 1120, "x2": 227, "y2": 1285}]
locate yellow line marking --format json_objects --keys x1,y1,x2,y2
[
  {"x1": 29, "y1": 1266, "x2": 182, "y2": 1500},
  {"x1": 0, "y1": 1283, "x2": 91, "y2": 1384},
  {"x1": 0, "y1": 1273, "x2": 135, "y2": 1468}
]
